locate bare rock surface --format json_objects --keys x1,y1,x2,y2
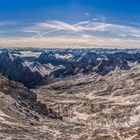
[
  {"x1": 0, "y1": 48, "x2": 140, "y2": 139},
  {"x1": 0, "y1": 75, "x2": 62, "y2": 140},
  {"x1": 33, "y1": 64, "x2": 140, "y2": 140}
]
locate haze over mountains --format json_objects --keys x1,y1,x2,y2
[{"x1": 0, "y1": 48, "x2": 140, "y2": 139}]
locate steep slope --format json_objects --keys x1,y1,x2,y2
[
  {"x1": 0, "y1": 51, "x2": 52, "y2": 87},
  {"x1": 0, "y1": 48, "x2": 140, "y2": 139},
  {"x1": 93, "y1": 59, "x2": 130, "y2": 75},
  {"x1": 37, "y1": 50, "x2": 139, "y2": 78},
  {"x1": 36, "y1": 51, "x2": 72, "y2": 66},
  {"x1": 0, "y1": 74, "x2": 62, "y2": 139},
  {"x1": 35, "y1": 64, "x2": 140, "y2": 140}
]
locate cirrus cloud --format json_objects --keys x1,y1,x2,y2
[{"x1": 0, "y1": 19, "x2": 140, "y2": 48}]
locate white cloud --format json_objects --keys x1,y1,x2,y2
[
  {"x1": 21, "y1": 20, "x2": 140, "y2": 40},
  {"x1": 2, "y1": 19, "x2": 140, "y2": 48}
]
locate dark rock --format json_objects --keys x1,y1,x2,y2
[{"x1": 93, "y1": 59, "x2": 130, "y2": 75}]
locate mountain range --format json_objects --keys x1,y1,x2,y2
[
  {"x1": 0, "y1": 48, "x2": 139, "y2": 88},
  {"x1": 0, "y1": 48, "x2": 140, "y2": 139}
]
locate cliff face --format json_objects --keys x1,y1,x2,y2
[
  {"x1": 0, "y1": 51, "x2": 51, "y2": 87},
  {"x1": 0, "y1": 74, "x2": 62, "y2": 139},
  {"x1": 0, "y1": 74, "x2": 62, "y2": 119}
]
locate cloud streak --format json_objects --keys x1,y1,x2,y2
[
  {"x1": 22, "y1": 20, "x2": 140, "y2": 40},
  {"x1": 1, "y1": 19, "x2": 140, "y2": 48}
]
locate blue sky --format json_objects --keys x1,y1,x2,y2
[
  {"x1": 0, "y1": 0, "x2": 140, "y2": 25},
  {"x1": 0, "y1": 0, "x2": 140, "y2": 48}
]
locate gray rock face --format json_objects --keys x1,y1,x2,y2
[
  {"x1": 0, "y1": 51, "x2": 51, "y2": 87},
  {"x1": 36, "y1": 51, "x2": 71, "y2": 66},
  {"x1": 0, "y1": 74, "x2": 62, "y2": 120},
  {"x1": 76, "y1": 51, "x2": 99, "y2": 65},
  {"x1": 108, "y1": 51, "x2": 140, "y2": 62},
  {"x1": 46, "y1": 51, "x2": 131, "y2": 78},
  {"x1": 35, "y1": 64, "x2": 140, "y2": 140},
  {"x1": 93, "y1": 59, "x2": 130, "y2": 75}
]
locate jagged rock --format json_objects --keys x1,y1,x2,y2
[
  {"x1": 0, "y1": 50, "x2": 51, "y2": 87},
  {"x1": 36, "y1": 51, "x2": 71, "y2": 66},
  {"x1": 1, "y1": 49, "x2": 140, "y2": 87},
  {"x1": 93, "y1": 59, "x2": 130, "y2": 75},
  {"x1": 0, "y1": 74, "x2": 62, "y2": 120},
  {"x1": 76, "y1": 51, "x2": 99, "y2": 66}
]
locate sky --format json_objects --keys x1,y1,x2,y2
[{"x1": 0, "y1": 0, "x2": 140, "y2": 48}]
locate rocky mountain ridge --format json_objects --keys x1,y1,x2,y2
[
  {"x1": 0, "y1": 49, "x2": 139, "y2": 87},
  {"x1": 0, "y1": 48, "x2": 140, "y2": 139}
]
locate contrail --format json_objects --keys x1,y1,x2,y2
[
  {"x1": 32, "y1": 31, "x2": 43, "y2": 39},
  {"x1": 31, "y1": 18, "x2": 106, "y2": 40},
  {"x1": 32, "y1": 22, "x2": 86, "y2": 38}
]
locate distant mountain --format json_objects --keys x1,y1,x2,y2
[
  {"x1": 43, "y1": 50, "x2": 133, "y2": 78},
  {"x1": 93, "y1": 59, "x2": 130, "y2": 75},
  {"x1": 0, "y1": 49, "x2": 140, "y2": 87},
  {"x1": 75, "y1": 51, "x2": 99, "y2": 65},
  {"x1": 108, "y1": 51, "x2": 140, "y2": 62},
  {"x1": 36, "y1": 51, "x2": 72, "y2": 66},
  {"x1": 0, "y1": 50, "x2": 52, "y2": 87}
]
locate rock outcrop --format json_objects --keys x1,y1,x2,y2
[
  {"x1": 0, "y1": 51, "x2": 51, "y2": 87},
  {"x1": 93, "y1": 59, "x2": 130, "y2": 75},
  {"x1": 0, "y1": 74, "x2": 62, "y2": 120}
]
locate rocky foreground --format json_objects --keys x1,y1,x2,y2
[
  {"x1": 34, "y1": 64, "x2": 140, "y2": 140},
  {"x1": 0, "y1": 63, "x2": 140, "y2": 139},
  {"x1": 0, "y1": 75, "x2": 62, "y2": 140}
]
